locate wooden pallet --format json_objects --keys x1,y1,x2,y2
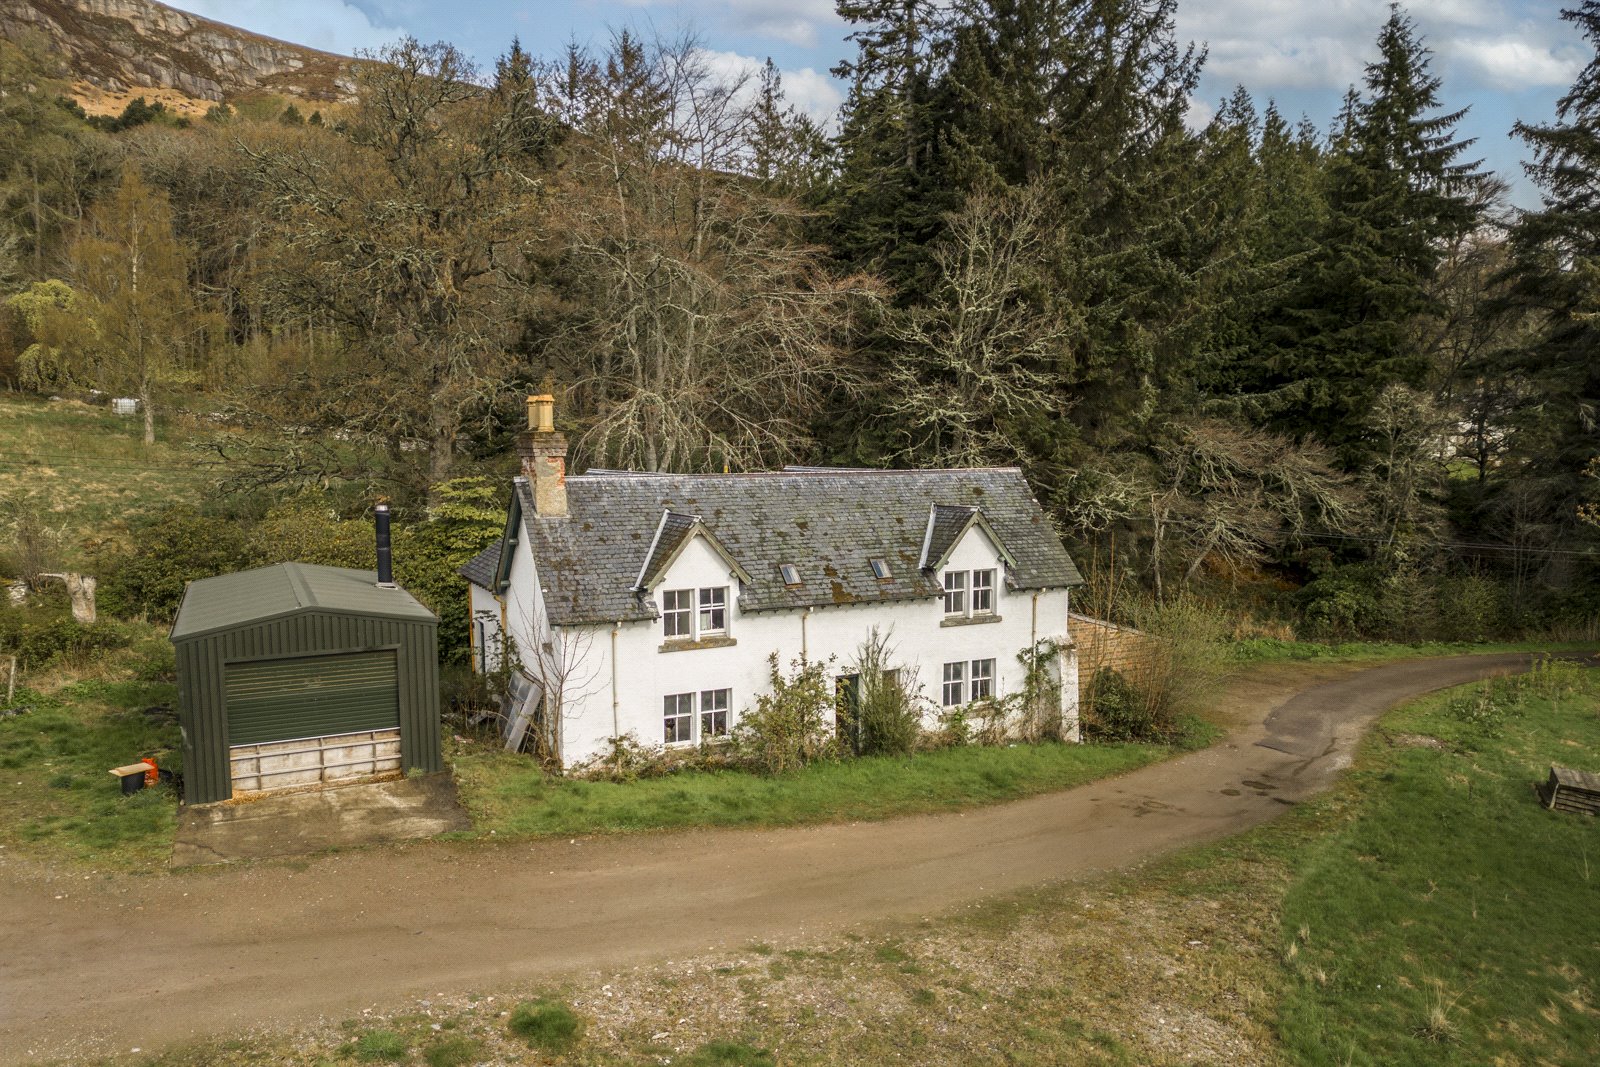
[{"x1": 1539, "y1": 765, "x2": 1600, "y2": 816}]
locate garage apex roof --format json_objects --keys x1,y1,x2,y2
[{"x1": 171, "y1": 562, "x2": 436, "y2": 640}]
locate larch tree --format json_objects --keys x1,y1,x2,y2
[{"x1": 67, "y1": 166, "x2": 209, "y2": 444}]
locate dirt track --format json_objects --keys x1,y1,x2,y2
[{"x1": 0, "y1": 653, "x2": 1564, "y2": 1061}]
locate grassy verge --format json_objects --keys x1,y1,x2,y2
[
  {"x1": 103, "y1": 662, "x2": 1600, "y2": 1067},
  {"x1": 0, "y1": 676, "x2": 181, "y2": 869},
  {"x1": 1226, "y1": 636, "x2": 1597, "y2": 663},
  {"x1": 450, "y1": 721, "x2": 1219, "y2": 839}
]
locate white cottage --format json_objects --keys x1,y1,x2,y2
[{"x1": 461, "y1": 396, "x2": 1086, "y2": 769}]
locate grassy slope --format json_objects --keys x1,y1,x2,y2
[
  {"x1": 0, "y1": 395, "x2": 220, "y2": 566},
  {"x1": 110, "y1": 669, "x2": 1600, "y2": 1067}
]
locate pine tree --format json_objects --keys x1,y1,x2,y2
[
  {"x1": 1504, "y1": 2, "x2": 1600, "y2": 548},
  {"x1": 1263, "y1": 6, "x2": 1489, "y2": 463}
]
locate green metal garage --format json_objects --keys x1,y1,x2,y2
[{"x1": 171, "y1": 562, "x2": 441, "y2": 804}]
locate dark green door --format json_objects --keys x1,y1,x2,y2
[{"x1": 224, "y1": 651, "x2": 399, "y2": 746}]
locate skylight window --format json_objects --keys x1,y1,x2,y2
[
  {"x1": 779, "y1": 563, "x2": 801, "y2": 586},
  {"x1": 870, "y1": 558, "x2": 892, "y2": 580}
]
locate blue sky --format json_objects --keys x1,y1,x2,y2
[{"x1": 174, "y1": 1, "x2": 1586, "y2": 209}]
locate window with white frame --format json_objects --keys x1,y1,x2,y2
[
  {"x1": 662, "y1": 589, "x2": 693, "y2": 638},
  {"x1": 664, "y1": 689, "x2": 733, "y2": 744},
  {"x1": 941, "y1": 661, "x2": 966, "y2": 706},
  {"x1": 971, "y1": 569, "x2": 996, "y2": 614},
  {"x1": 942, "y1": 570, "x2": 967, "y2": 615},
  {"x1": 661, "y1": 586, "x2": 730, "y2": 641},
  {"x1": 698, "y1": 586, "x2": 728, "y2": 634},
  {"x1": 943, "y1": 658, "x2": 997, "y2": 705},
  {"x1": 970, "y1": 658, "x2": 995, "y2": 700},
  {"x1": 700, "y1": 688, "x2": 730, "y2": 738},
  {"x1": 663, "y1": 692, "x2": 694, "y2": 743}
]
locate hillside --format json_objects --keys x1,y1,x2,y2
[{"x1": 0, "y1": 0, "x2": 355, "y2": 105}]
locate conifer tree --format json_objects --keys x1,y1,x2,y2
[
  {"x1": 1504, "y1": 1, "x2": 1600, "y2": 546},
  {"x1": 1262, "y1": 6, "x2": 1488, "y2": 463}
]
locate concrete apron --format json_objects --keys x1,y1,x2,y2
[{"x1": 172, "y1": 773, "x2": 471, "y2": 867}]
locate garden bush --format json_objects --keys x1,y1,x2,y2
[
  {"x1": 94, "y1": 507, "x2": 250, "y2": 622},
  {"x1": 733, "y1": 654, "x2": 841, "y2": 774},
  {"x1": 847, "y1": 628, "x2": 921, "y2": 757}
]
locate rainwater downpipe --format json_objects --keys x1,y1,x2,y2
[
  {"x1": 801, "y1": 605, "x2": 813, "y2": 661},
  {"x1": 610, "y1": 621, "x2": 621, "y2": 741}
]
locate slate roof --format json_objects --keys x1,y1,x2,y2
[
  {"x1": 923, "y1": 504, "x2": 977, "y2": 569},
  {"x1": 172, "y1": 562, "x2": 436, "y2": 641},
  {"x1": 461, "y1": 544, "x2": 500, "y2": 589},
  {"x1": 470, "y1": 467, "x2": 1082, "y2": 627},
  {"x1": 636, "y1": 511, "x2": 697, "y2": 588}
]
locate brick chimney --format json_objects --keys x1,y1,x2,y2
[{"x1": 516, "y1": 393, "x2": 568, "y2": 518}]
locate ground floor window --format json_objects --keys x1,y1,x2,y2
[
  {"x1": 943, "y1": 658, "x2": 997, "y2": 705},
  {"x1": 664, "y1": 688, "x2": 733, "y2": 744},
  {"x1": 970, "y1": 658, "x2": 995, "y2": 700},
  {"x1": 700, "y1": 688, "x2": 730, "y2": 738}
]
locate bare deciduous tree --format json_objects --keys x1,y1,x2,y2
[
  {"x1": 538, "y1": 33, "x2": 876, "y2": 473},
  {"x1": 885, "y1": 184, "x2": 1064, "y2": 468}
]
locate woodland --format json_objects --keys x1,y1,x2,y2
[{"x1": 1, "y1": 0, "x2": 1598, "y2": 647}]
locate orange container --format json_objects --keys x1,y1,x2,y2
[{"x1": 141, "y1": 757, "x2": 158, "y2": 786}]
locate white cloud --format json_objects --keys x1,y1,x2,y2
[
  {"x1": 1451, "y1": 36, "x2": 1584, "y2": 90},
  {"x1": 172, "y1": 1, "x2": 405, "y2": 55},
  {"x1": 1185, "y1": 96, "x2": 1215, "y2": 132},
  {"x1": 1175, "y1": 0, "x2": 1579, "y2": 95},
  {"x1": 621, "y1": 0, "x2": 841, "y2": 48},
  {"x1": 696, "y1": 48, "x2": 844, "y2": 126}
]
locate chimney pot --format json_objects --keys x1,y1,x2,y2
[
  {"x1": 517, "y1": 393, "x2": 568, "y2": 518},
  {"x1": 528, "y1": 394, "x2": 555, "y2": 434}
]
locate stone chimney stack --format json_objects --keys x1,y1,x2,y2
[{"x1": 517, "y1": 393, "x2": 568, "y2": 518}]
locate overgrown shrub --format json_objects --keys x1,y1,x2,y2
[
  {"x1": 1083, "y1": 668, "x2": 1160, "y2": 742},
  {"x1": 847, "y1": 628, "x2": 922, "y2": 756},
  {"x1": 1435, "y1": 575, "x2": 1505, "y2": 643},
  {"x1": 1299, "y1": 564, "x2": 1395, "y2": 641},
  {"x1": 508, "y1": 998, "x2": 584, "y2": 1053},
  {"x1": 733, "y1": 654, "x2": 840, "y2": 774},
  {"x1": 0, "y1": 606, "x2": 132, "y2": 669},
  {"x1": 94, "y1": 507, "x2": 250, "y2": 621}
]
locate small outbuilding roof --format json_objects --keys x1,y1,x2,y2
[{"x1": 171, "y1": 562, "x2": 436, "y2": 640}]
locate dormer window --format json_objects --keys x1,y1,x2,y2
[
  {"x1": 698, "y1": 587, "x2": 728, "y2": 634},
  {"x1": 942, "y1": 571, "x2": 967, "y2": 615},
  {"x1": 870, "y1": 558, "x2": 892, "y2": 580},
  {"x1": 662, "y1": 589, "x2": 693, "y2": 637},
  {"x1": 971, "y1": 569, "x2": 995, "y2": 614},
  {"x1": 779, "y1": 563, "x2": 801, "y2": 586},
  {"x1": 660, "y1": 585, "x2": 730, "y2": 642}
]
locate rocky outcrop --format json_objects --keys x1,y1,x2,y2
[{"x1": 0, "y1": 0, "x2": 357, "y2": 101}]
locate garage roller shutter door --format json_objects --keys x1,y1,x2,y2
[{"x1": 225, "y1": 651, "x2": 399, "y2": 746}]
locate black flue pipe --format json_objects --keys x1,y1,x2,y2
[{"x1": 375, "y1": 504, "x2": 395, "y2": 587}]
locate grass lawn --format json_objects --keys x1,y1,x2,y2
[
  {"x1": 0, "y1": 394, "x2": 224, "y2": 565},
  {"x1": 449, "y1": 721, "x2": 1218, "y2": 839},
  {"x1": 0, "y1": 677, "x2": 182, "y2": 870},
  {"x1": 1273, "y1": 663, "x2": 1600, "y2": 1065}
]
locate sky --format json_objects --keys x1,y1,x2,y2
[{"x1": 171, "y1": 1, "x2": 1587, "y2": 209}]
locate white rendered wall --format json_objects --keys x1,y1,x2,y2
[{"x1": 533, "y1": 525, "x2": 1078, "y2": 769}]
